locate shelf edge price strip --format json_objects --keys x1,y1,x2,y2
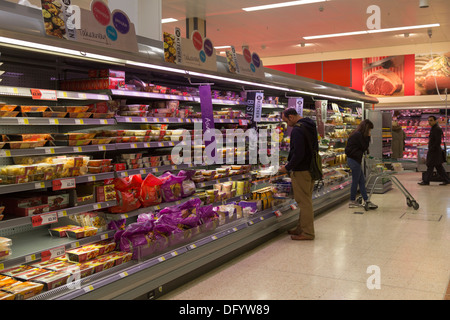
[
  {"x1": 40, "y1": 245, "x2": 66, "y2": 262},
  {"x1": 32, "y1": 212, "x2": 58, "y2": 228}
]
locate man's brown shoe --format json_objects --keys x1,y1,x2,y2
[
  {"x1": 291, "y1": 234, "x2": 314, "y2": 241},
  {"x1": 288, "y1": 229, "x2": 301, "y2": 235}
]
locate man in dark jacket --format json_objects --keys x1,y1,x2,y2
[
  {"x1": 279, "y1": 108, "x2": 317, "y2": 240},
  {"x1": 418, "y1": 116, "x2": 450, "y2": 185}
]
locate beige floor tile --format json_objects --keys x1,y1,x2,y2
[{"x1": 163, "y1": 173, "x2": 449, "y2": 301}]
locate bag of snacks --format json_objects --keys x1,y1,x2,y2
[
  {"x1": 139, "y1": 174, "x2": 162, "y2": 207},
  {"x1": 159, "y1": 172, "x2": 185, "y2": 202},
  {"x1": 177, "y1": 170, "x2": 196, "y2": 198}
]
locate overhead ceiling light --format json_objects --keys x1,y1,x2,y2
[
  {"x1": 214, "y1": 46, "x2": 232, "y2": 49},
  {"x1": 303, "y1": 23, "x2": 440, "y2": 40},
  {"x1": 162, "y1": 18, "x2": 178, "y2": 23},
  {"x1": 243, "y1": 0, "x2": 327, "y2": 12}
]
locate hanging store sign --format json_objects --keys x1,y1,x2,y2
[
  {"x1": 226, "y1": 46, "x2": 265, "y2": 79},
  {"x1": 199, "y1": 85, "x2": 217, "y2": 160},
  {"x1": 315, "y1": 100, "x2": 327, "y2": 138},
  {"x1": 41, "y1": 0, "x2": 138, "y2": 53},
  {"x1": 288, "y1": 98, "x2": 304, "y2": 117},
  {"x1": 163, "y1": 28, "x2": 217, "y2": 72},
  {"x1": 246, "y1": 92, "x2": 264, "y2": 123}
]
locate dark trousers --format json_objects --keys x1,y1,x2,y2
[{"x1": 424, "y1": 163, "x2": 450, "y2": 183}]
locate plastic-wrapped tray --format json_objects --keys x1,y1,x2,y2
[
  {"x1": 0, "y1": 111, "x2": 19, "y2": 117},
  {"x1": 0, "y1": 105, "x2": 17, "y2": 112},
  {"x1": 68, "y1": 112, "x2": 92, "y2": 118},
  {"x1": 92, "y1": 113, "x2": 115, "y2": 119},
  {"x1": 53, "y1": 139, "x2": 92, "y2": 146},
  {"x1": 31, "y1": 271, "x2": 70, "y2": 291},
  {"x1": 53, "y1": 133, "x2": 97, "y2": 140},
  {"x1": 7, "y1": 141, "x2": 47, "y2": 149},
  {"x1": 51, "y1": 106, "x2": 90, "y2": 113},
  {"x1": 20, "y1": 106, "x2": 48, "y2": 112},
  {"x1": 6, "y1": 134, "x2": 52, "y2": 142},
  {"x1": 1, "y1": 281, "x2": 44, "y2": 300}
]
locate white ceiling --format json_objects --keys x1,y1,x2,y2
[{"x1": 161, "y1": 0, "x2": 450, "y2": 59}]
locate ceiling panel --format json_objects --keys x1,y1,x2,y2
[{"x1": 161, "y1": 0, "x2": 450, "y2": 58}]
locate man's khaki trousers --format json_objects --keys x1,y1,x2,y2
[{"x1": 290, "y1": 171, "x2": 315, "y2": 239}]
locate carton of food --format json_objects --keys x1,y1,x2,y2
[
  {"x1": 14, "y1": 268, "x2": 52, "y2": 281},
  {"x1": 1, "y1": 265, "x2": 34, "y2": 277},
  {"x1": 66, "y1": 246, "x2": 99, "y2": 263},
  {"x1": 0, "y1": 291, "x2": 15, "y2": 300},
  {"x1": 31, "y1": 271, "x2": 70, "y2": 290},
  {"x1": 2, "y1": 281, "x2": 44, "y2": 300},
  {"x1": 49, "y1": 225, "x2": 80, "y2": 238},
  {"x1": 65, "y1": 226, "x2": 98, "y2": 239}
]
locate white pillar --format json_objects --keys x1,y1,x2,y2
[{"x1": 108, "y1": 0, "x2": 161, "y2": 41}]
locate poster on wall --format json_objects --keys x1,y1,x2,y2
[
  {"x1": 225, "y1": 46, "x2": 265, "y2": 79},
  {"x1": 415, "y1": 52, "x2": 450, "y2": 96},
  {"x1": 163, "y1": 28, "x2": 217, "y2": 72},
  {"x1": 363, "y1": 56, "x2": 405, "y2": 97},
  {"x1": 41, "y1": 0, "x2": 139, "y2": 52}
]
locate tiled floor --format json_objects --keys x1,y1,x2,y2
[{"x1": 162, "y1": 172, "x2": 450, "y2": 300}]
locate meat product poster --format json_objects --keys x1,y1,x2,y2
[
  {"x1": 415, "y1": 52, "x2": 450, "y2": 96},
  {"x1": 363, "y1": 56, "x2": 405, "y2": 97}
]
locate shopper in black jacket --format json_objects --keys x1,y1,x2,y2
[
  {"x1": 279, "y1": 108, "x2": 318, "y2": 241},
  {"x1": 418, "y1": 116, "x2": 450, "y2": 185},
  {"x1": 345, "y1": 119, "x2": 378, "y2": 209}
]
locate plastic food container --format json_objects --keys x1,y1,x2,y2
[
  {"x1": 51, "y1": 106, "x2": 90, "y2": 113},
  {"x1": 20, "y1": 106, "x2": 48, "y2": 113},
  {"x1": 66, "y1": 226, "x2": 98, "y2": 239},
  {"x1": 49, "y1": 225, "x2": 80, "y2": 238},
  {"x1": 118, "y1": 111, "x2": 147, "y2": 117},
  {"x1": 14, "y1": 268, "x2": 51, "y2": 281},
  {"x1": 0, "y1": 105, "x2": 17, "y2": 112},
  {"x1": 68, "y1": 112, "x2": 92, "y2": 118},
  {"x1": 54, "y1": 133, "x2": 97, "y2": 140},
  {"x1": 2, "y1": 281, "x2": 44, "y2": 300},
  {"x1": 90, "y1": 138, "x2": 112, "y2": 145},
  {"x1": 92, "y1": 113, "x2": 115, "y2": 119},
  {"x1": 31, "y1": 271, "x2": 70, "y2": 290},
  {"x1": 66, "y1": 246, "x2": 100, "y2": 263},
  {"x1": 7, "y1": 134, "x2": 52, "y2": 142},
  {"x1": 7, "y1": 141, "x2": 47, "y2": 149},
  {"x1": 87, "y1": 159, "x2": 113, "y2": 167},
  {"x1": 43, "y1": 112, "x2": 68, "y2": 118},
  {"x1": 1, "y1": 265, "x2": 34, "y2": 277},
  {"x1": 0, "y1": 111, "x2": 19, "y2": 117},
  {"x1": 120, "y1": 105, "x2": 149, "y2": 111}
]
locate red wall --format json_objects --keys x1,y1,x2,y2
[{"x1": 266, "y1": 54, "x2": 417, "y2": 96}]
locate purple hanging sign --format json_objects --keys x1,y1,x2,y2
[{"x1": 199, "y1": 85, "x2": 217, "y2": 159}]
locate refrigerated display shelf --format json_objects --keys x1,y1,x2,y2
[
  {"x1": 0, "y1": 228, "x2": 116, "y2": 270},
  {"x1": 38, "y1": 199, "x2": 296, "y2": 300},
  {"x1": 0, "y1": 200, "x2": 117, "y2": 230},
  {"x1": 0, "y1": 144, "x2": 116, "y2": 158},
  {"x1": 0, "y1": 85, "x2": 110, "y2": 101},
  {"x1": 0, "y1": 172, "x2": 115, "y2": 195},
  {"x1": 0, "y1": 117, "x2": 115, "y2": 126}
]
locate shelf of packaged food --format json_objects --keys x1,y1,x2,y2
[
  {"x1": 0, "y1": 117, "x2": 116, "y2": 126},
  {"x1": 0, "y1": 85, "x2": 110, "y2": 101},
  {"x1": 48, "y1": 198, "x2": 296, "y2": 300},
  {"x1": 0, "y1": 144, "x2": 116, "y2": 158},
  {"x1": 106, "y1": 192, "x2": 252, "y2": 222},
  {"x1": 312, "y1": 178, "x2": 352, "y2": 200},
  {"x1": 114, "y1": 163, "x2": 198, "y2": 179},
  {"x1": 195, "y1": 173, "x2": 252, "y2": 188},
  {"x1": 0, "y1": 200, "x2": 117, "y2": 230},
  {"x1": 0, "y1": 172, "x2": 116, "y2": 196},
  {"x1": 114, "y1": 141, "x2": 179, "y2": 150},
  {"x1": 252, "y1": 174, "x2": 287, "y2": 187},
  {"x1": 0, "y1": 228, "x2": 116, "y2": 271},
  {"x1": 114, "y1": 116, "x2": 279, "y2": 125}
]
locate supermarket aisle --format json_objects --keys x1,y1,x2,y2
[{"x1": 161, "y1": 172, "x2": 450, "y2": 300}]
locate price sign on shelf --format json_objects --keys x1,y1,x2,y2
[
  {"x1": 40, "y1": 245, "x2": 65, "y2": 262},
  {"x1": 32, "y1": 212, "x2": 58, "y2": 227},
  {"x1": 52, "y1": 178, "x2": 76, "y2": 191},
  {"x1": 30, "y1": 89, "x2": 57, "y2": 101}
]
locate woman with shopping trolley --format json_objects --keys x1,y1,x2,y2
[{"x1": 345, "y1": 119, "x2": 378, "y2": 210}]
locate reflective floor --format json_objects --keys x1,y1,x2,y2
[{"x1": 162, "y1": 172, "x2": 450, "y2": 300}]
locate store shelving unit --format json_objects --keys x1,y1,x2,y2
[{"x1": 0, "y1": 2, "x2": 378, "y2": 300}]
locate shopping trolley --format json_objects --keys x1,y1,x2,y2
[
  {"x1": 357, "y1": 156, "x2": 419, "y2": 211},
  {"x1": 272, "y1": 176, "x2": 293, "y2": 199}
]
